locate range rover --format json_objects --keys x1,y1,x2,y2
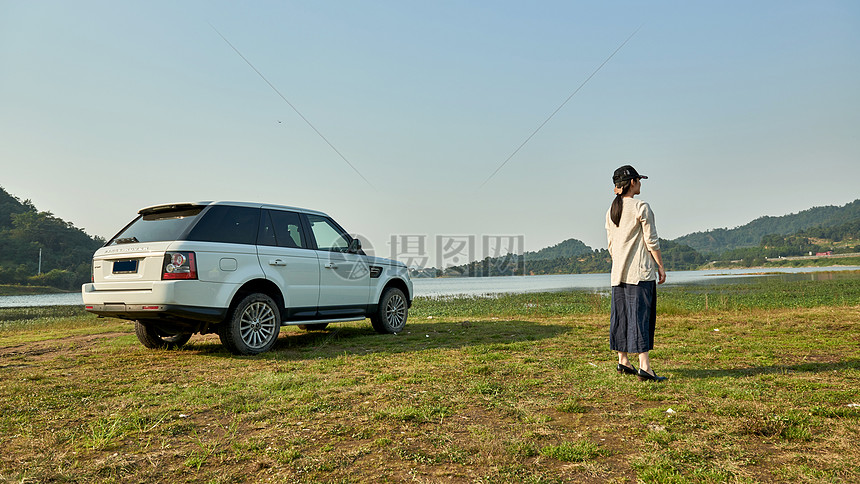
[{"x1": 82, "y1": 201, "x2": 412, "y2": 355}]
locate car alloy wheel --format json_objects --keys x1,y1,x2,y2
[
  {"x1": 384, "y1": 291, "x2": 407, "y2": 332},
  {"x1": 239, "y1": 301, "x2": 278, "y2": 350}
]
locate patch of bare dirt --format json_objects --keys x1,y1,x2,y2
[{"x1": 0, "y1": 332, "x2": 127, "y2": 365}]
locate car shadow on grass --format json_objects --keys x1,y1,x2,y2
[
  {"x1": 673, "y1": 359, "x2": 860, "y2": 379},
  {"x1": 192, "y1": 319, "x2": 571, "y2": 360}
]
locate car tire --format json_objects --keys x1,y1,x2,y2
[
  {"x1": 370, "y1": 287, "x2": 408, "y2": 334},
  {"x1": 134, "y1": 321, "x2": 192, "y2": 349},
  {"x1": 219, "y1": 293, "x2": 281, "y2": 355},
  {"x1": 297, "y1": 323, "x2": 329, "y2": 331}
]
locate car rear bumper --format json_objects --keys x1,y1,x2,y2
[
  {"x1": 82, "y1": 280, "x2": 236, "y2": 307},
  {"x1": 84, "y1": 303, "x2": 228, "y2": 324},
  {"x1": 82, "y1": 280, "x2": 235, "y2": 325}
]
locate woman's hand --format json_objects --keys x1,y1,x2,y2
[{"x1": 650, "y1": 249, "x2": 666, "y2": 284}]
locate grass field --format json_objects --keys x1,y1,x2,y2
[{"x1": 1, "y1": 274, "x2": 859, "y2": 483}]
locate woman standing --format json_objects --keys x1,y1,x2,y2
[{"x1": 606, "y1": 165, "x2": 667, "y2": 382}]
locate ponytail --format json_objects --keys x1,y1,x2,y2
[{"x1": 610, "y1": 180, "x2": 631, "y2": 227}]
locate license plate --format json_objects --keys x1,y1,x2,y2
[{"x1": 112, "y1": 260, "x2": 139, "y2": 274}]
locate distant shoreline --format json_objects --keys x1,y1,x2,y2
[
  {"x1": 0, "y1": 284, "x2": 70, "y2": 297},
  {"x1": 428, "y1": 257, "x2": 860, "y2": 278}
]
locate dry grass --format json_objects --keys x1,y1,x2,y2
[{"x1": 1, "y1": 283, "x2": 859, "y2": 483}]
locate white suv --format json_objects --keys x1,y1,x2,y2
[{"x1": 82, "y1": 201, "x2": 412, "y2": 355}]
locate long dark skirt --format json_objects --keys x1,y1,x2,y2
[{"x1": 610, "y1": 280, "x2": 657, "y2": 354}]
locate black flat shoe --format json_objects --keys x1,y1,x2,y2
[
  {"x1": 638, "y1": 368, "x2": 668, "y2": 382},
  {"x1": 617, "y1": 363, "x2": 637, "y2": 375}
]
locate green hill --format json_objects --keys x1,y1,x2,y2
[
  {"x1": 659, "y1": 239, "x2": 708, "y2": 270},
  {"x1": 673, "y1": 200, "x2": 860, "y2": 255},
  {"x1": 798, "y1": 218, "x2": 860, "y2": 244},
  {"x1": 4, "y1": 185, "x2": 858, "y2": 286},
  {"x1": 442, "y1": 198, "x2": 860, "y2": 276},
  {"x1": 0, "y1": 186, "x2": 104, "y2": 290},
  {"x1": 525, "y1": 238, "x2": 592, "y2": 260}
]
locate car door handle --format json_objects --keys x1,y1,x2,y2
[
  {"x1": 268, "y1": 259, "x2": 287, "y2": 266},
  {"x1": 324, "y1": 262, "x2": 338, "y2": 269}
]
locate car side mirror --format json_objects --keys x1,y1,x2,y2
[{"x1": 347, "y1": 237, "x2": 362, "y2": 254}]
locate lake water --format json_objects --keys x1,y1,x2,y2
[
  {"x1": 413, "y1": 266, "x2": 860, "y2": 297},
  {"x1": 2, "y1": 266, "x2": 858, "y2": 307}
]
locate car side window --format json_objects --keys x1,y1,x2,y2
[
  {"x1": 186, "y1": 205, "x2": 260, "y2": 245},
  {"x1": 307, "y1": 214, "x2": 350, "y2": 251},
  {"x1": 269, "y1": 210, "x2": 305, "y2": 248},
  {"x1": 257, "y1": 210, "x2": 277, "y2": 246}
]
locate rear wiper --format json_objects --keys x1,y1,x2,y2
[{"x1": 113, "y1": 237, "x2": 140, "y2": 245}]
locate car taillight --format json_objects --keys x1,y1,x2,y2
[{"x1": 162, "y1": 251, "x2": 197, "y2": 280}]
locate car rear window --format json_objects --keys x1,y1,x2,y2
[
  {"x1": 108, "y1": 208, "x2": 204, "y2": 245},
  {"x1": 186, "y1": 205, "x2": 260, "y2": 245}
]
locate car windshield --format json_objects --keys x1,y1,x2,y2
[{"x1": 108, "y1": 208, "x2": 204, "y2": 246}]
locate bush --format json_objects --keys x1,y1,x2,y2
[{"x1": 29, "y1": 269, "x2": 77, "y2": 291}]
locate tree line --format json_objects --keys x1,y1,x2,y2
[
  {"x1": 711, "y1": 218, "x2": 859, "y2": 267},
  {"x1": 673, "y1": 199, "x2": 860, "y2": 253},
  {"x1": 441, "y1": 240, "x2": 709, "y2": 277},
  {"x1": 2, "y1": 184, "x2": 858, "y2": 288},
  {"x1": 0, "y1": 187, "x2": 104, "y2": 290},
  {"x1": 441, "y1": 218, "x2": 859, "y2": 276}
]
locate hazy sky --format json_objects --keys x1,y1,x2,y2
[{"x1": 2, "y1": 1, "x2": 859, "y2": 265}]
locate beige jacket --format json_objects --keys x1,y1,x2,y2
[{"x1": 605, "y1": 198, "x2": 660, "y2": 286}]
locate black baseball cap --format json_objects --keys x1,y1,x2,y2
[{"x1": 613, "y1": 165, "x2": 648, "y2": 185}]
